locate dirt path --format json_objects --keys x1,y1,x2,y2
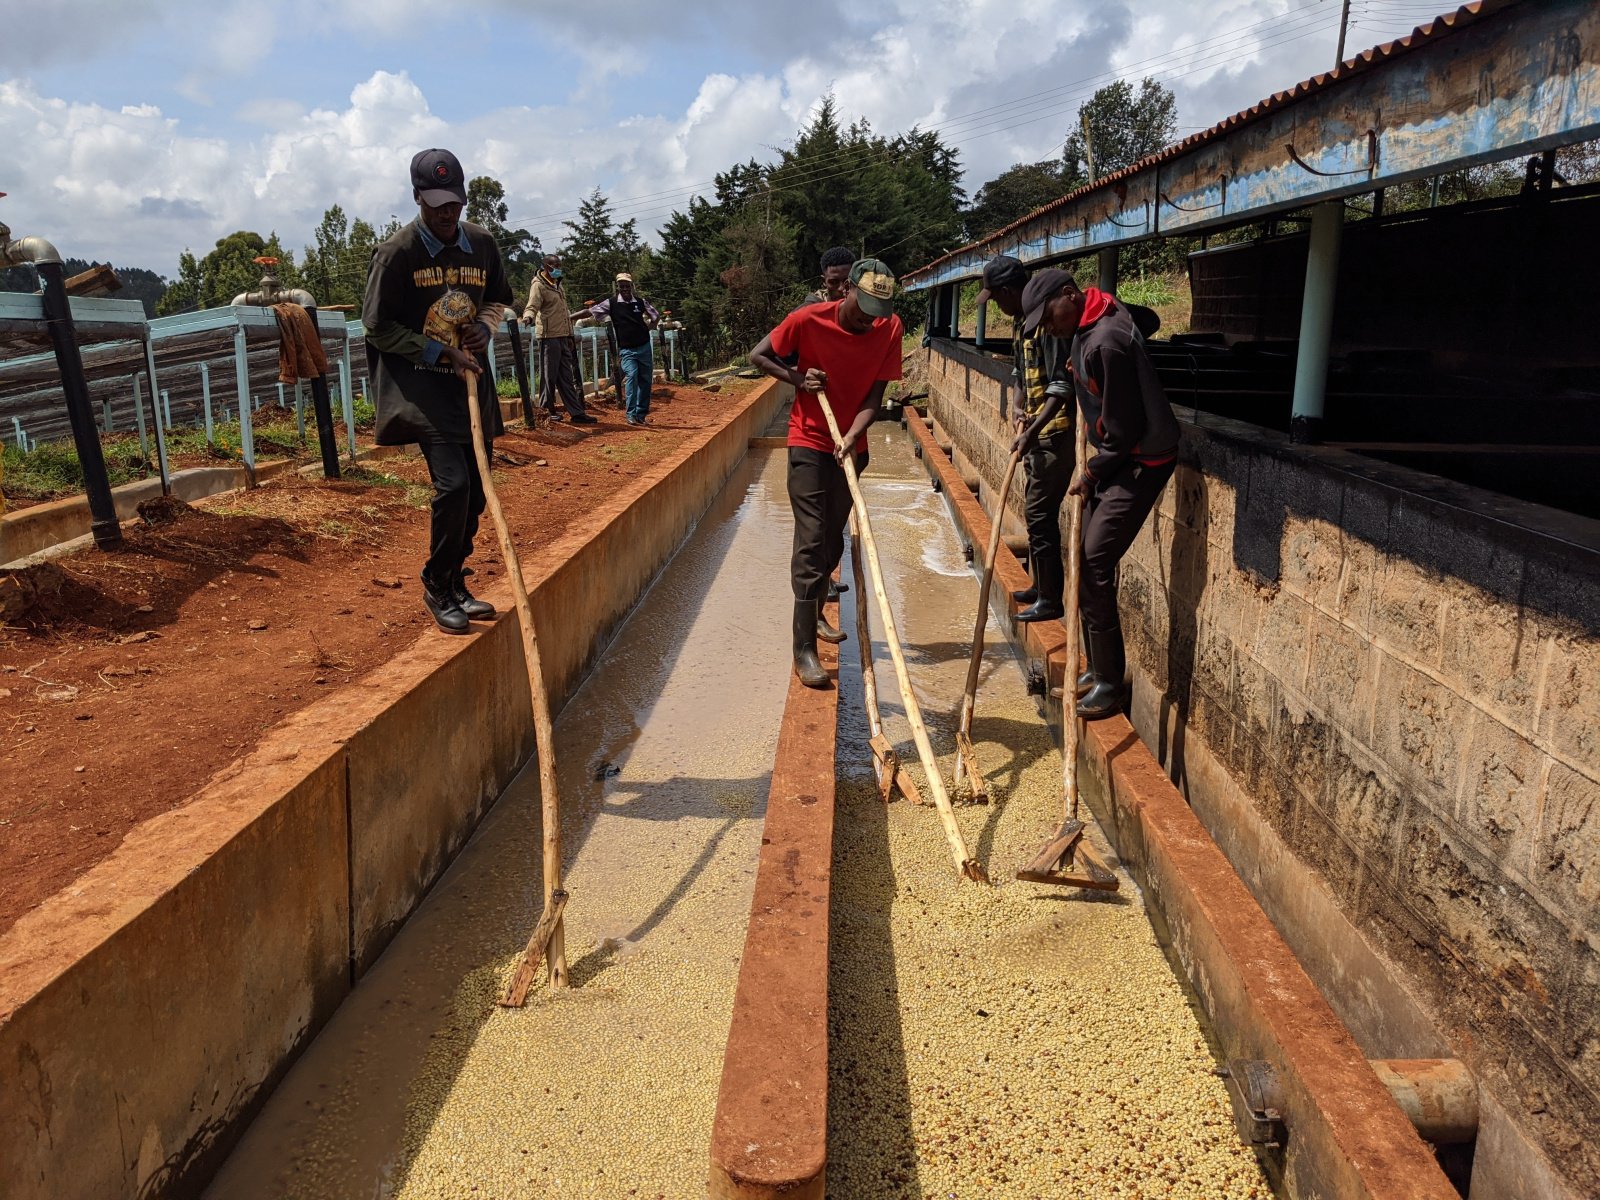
[{"x1": 0, "y1": 381, "x2": 755, "y2": 934}]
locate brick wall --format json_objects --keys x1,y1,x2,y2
[{"x1": 923, "y1": 339, "x2": 1599, "y2": 1200}]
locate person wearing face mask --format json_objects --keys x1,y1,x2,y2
[{"x1": 521, "y1": 253, "x2": 596, "y2": 425}]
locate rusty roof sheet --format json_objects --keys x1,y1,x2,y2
[{"x1": 903, "y1": 0, "x2": 1512, "y2": 282}]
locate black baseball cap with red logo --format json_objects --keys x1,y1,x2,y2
[{"x1": 411, "y1": 149, "x2": 468, "y2": 207}]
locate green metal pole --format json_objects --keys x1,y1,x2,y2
[{"x1": 1290, "y1": 201, "x2": 1343, "y2": 444}]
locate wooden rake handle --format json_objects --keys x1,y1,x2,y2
[
  {"x1": 459, "y1": 369, "x2": 571, "y2": 1004},
  {"x1": 955, "y1": 449, "x2": 1022, "y2": 753},
  {"x1": 1063, "y1": 415, "x2": 1089, "y2": 822},
  {"x1": 814, "y1": 391, "x2": 985, "y2": 883}
]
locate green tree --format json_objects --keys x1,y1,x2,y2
[
  {"x1": 965, "y1": 161, "x2": 1068, "y2": 241},
  {"x1": 302, "y1": 204, "x2": 349, "y2": 305},
  {"x1": 559, "y1": 187, "x2": 643, "y2": 303},
  {"x1": 467, "y1": 174, "x2": 541, "y2": 297},
  {"x1": 156, "y1": 230, "x2": 301, "y2": 315},
  {"x1": 1063, "y1": 78, "x2": 1178, "y2": 186}
]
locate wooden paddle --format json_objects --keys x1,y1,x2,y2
[
  {"x1": 816, "y1": 391, "x2": 985, "y2": 882},
  {"x1": 951, "y1": 448, "x2": 1023, "y2": 802},
  {"x1": 452, "y1": 367, "x2": 570, "y2": 1003}
]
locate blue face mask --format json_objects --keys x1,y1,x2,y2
[{"x1": 550, "y1": 268, "x2": 564, "y2": 279}]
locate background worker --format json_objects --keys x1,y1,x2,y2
[
  {"x1": 749, "y1": 259, "x2": 903, "y2": 688},
  {"x1": 364, "y1": 148, "x2": 516, "y2": 634},
  {"x1": 977, "y1": 254, "x2": 1074, "y2": 625},
  {"x1": 521, "y1": 254, "x2": 596, "y2": 425},
  {"x1": 579, "y1": 274, "x2": 659, "y2": 426},
  {"x1": 1019, "y1": 267, "x2": 1179, "y2": 719},
  {"x1": 806, "y1": 246, "x2": 857, "y2": 305}
]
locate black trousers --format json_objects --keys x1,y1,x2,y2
[
  {"x1": 1022, "y1": 429, "x2": 1073, "y2": 607},
  {"x1": 1081, "y1": 459, "x2": 1175, "y2": 633},
  {"x1": 538, "y1": 336, "x2": 587, "y2": 417},
  {"x1": 788, "y1": 447, "x2": 867, "y2": 602},
  {"x1": 418, "y1": 439, "x2": 487, "y2": 590}
]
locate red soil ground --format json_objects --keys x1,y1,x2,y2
[{"x1": 0, "y1": 380, "x2": 757, "y2": 934}]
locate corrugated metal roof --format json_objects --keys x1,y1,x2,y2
[{"x1": 903, "y1": 1, "x2": 1510, "y2": 282}]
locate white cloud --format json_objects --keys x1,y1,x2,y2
[{"x1": 0, "y1": 0, "x2": 1411, "y2": 279}]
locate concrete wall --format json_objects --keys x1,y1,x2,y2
[
  {"x1": 922, "y1": 338, "x2": 1598, "y2": 1200},
  {"x1": 0, "y1": 380, "x2": 789, "y2": 1200}
]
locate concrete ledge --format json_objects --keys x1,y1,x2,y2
[
  {"x1": 904, "y1": 411, "x2": 1457, "y2": 1200},
  {"x1": 709, "y1": 604, "x2": 840, "y2": 1200},
  {"x1": 1, "y1": 447, "x2": 401, "y2": 567},
  {"x1": 0, "y1": 380, "x2": 789, "y2": 1200}
]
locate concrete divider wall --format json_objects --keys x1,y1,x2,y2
[
  {"x1": 0, "y1": 379, "x2": 789, "y2": 1200},
  {"x1": 922, "y1": 334, "x2": 1597, "y2": 1200}
]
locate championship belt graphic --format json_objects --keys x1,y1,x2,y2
[{"x1": 423, "y1": 287, "x2": 477, "y2": 350}]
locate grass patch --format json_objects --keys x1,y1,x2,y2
[
  {"x1": 1117, "y1": 275, "x2": 1180, "y2": 309},
  {"x1": 589, "y1": 437, "x2": 652, "y2": 465},
  {"x1": 342, "y1": 465, "x2": 431, "y2": 508},
  {"x1": 494, "y1": 375, "x2": 522, "y2": 399},
  {"x1": 1, "y1": 438, "x2": 145, "y2": 503}
]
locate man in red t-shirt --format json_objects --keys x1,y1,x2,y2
[{"x1": 750, "y1": 258, "x2": 903, "y2": 688}]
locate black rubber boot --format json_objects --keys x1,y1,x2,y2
[
  {"x1": 1075, "y1": 617, "x2": 1095, "y2": 697},
  {"x1": 1015, "y1": 599, "x2": 1065, "y2": 623},
  {"x1": 1011, "y1": 586, "x2": 1038, "y2": 605},
  {"x1": 451, "y1": 571, "x2": 495, "y2": 620},
  {"x1": 423, "y1": 576, "x2": 470, "y2": 634},
  {"x1": 1076, "y1": 626, "x2": 1127, "y2": 719},
  {"x1": 793, "y1": 601, "x2": 829, "y2": 688},
  {"x1": 826, "y1": 579, "x2": 849, "y2": 600},
  {"x1": 817, "y1": 611, "x2": 847, "y2": 644}
]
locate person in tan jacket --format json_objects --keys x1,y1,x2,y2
[{"x1": 522, "y1": 254, "x2": 594, "y2": 424}]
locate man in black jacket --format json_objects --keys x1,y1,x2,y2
[
  {"x1": 1018, "y1": 267, "x2": 1179, "y2": 719},
  {"x1": 363, "y1": 148, "x2": 516, "y2": 634},
  {"x1": 581, "y1": 275, "x2": 660, "y2": 426}
]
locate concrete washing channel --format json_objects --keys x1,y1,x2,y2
[
  {"x1": 4, "y1": 383, "x2": 1451, "y2": 1199},
  {"x1": 207, "y1": 415, "x2": 1263, "y2": 1198}
]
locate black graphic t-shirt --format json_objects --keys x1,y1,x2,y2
[{"x1": 362, "y1": 218, "x2": 514, "y2": 446}]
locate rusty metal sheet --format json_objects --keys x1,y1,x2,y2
[{"x1": 907, "y1": 0, "x2": 1600, "y2": 289}]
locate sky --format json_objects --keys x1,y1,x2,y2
[{"x1": 0, "y1": 0, "x2": 1456, "y2": 279}]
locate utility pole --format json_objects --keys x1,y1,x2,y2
[
  {"x1": 1080, "y1": 111, "x2": 1098, "y2": 184},
  {"x1": 1334, "y1": 0, "x2": 1352, "y2": 68}
]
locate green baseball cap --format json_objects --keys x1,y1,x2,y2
[{"x1": 850, "y1": 258, "x2": 897, "y2": 317}]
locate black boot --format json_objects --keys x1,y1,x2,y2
[
  {"x1": 1077, "y1": 626, "x2": 1126, "y2": 719},
  {"x1": 422, "y1": 574, "x2": 470, "y2": 634},
  {"x1": 826, "y1": 578, "x2": 849, "y2": 600},
  {"x1": 1075, "y1": 617, "x2": 1095, "y2": 697},
  {"x1": 452, "y1": 571, "x2": 495, "y2": 620},
  {"x1": 1015, "y1": 599, "x2": 1065, "y2": 623},
  {"x1": 817, "y1": 610, "x2": 847, "y2": 644},
  {"x1": 793, "y1": 601, "x2": 829, "y2": 688},
  {"x1": 1011, "y1": 585, "x2": 1038, "y2": 605}
]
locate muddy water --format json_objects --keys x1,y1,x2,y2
[
  {"x1": 206, "y1": 446, "x2": 796, "y2": 1200},
  {"x1": 827, "y1": 420, "x2": 1270, "y2": 1198}
]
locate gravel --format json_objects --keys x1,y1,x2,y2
[{"x1": 827, "y1": 691, "x2": 1271, "y2": 1199}]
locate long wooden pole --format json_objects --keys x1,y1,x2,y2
[
  {"x1": 1063, "y1": 417, "x2": 1089, "y2": 821},
  {"x1": 458, "y1": 371, "x2": 569, "y2": 1005},
  {"x1": 850, "y1": 516, "x2": 886, "y2": 777},
  {"x1": 952, "y1": 449, "x2": 1021, "y2": 792},
  {"x1": 817, "y1": 392, "x2": 985, "y2": 882},
  {"x1": 851, "y1": 515, "x2": 924, "y2": 807}
]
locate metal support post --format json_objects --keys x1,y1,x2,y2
[
  {"x1": 1290, "y1": 201, "x2": 1344, "y2": 445},
  {"x1": 974, "y1": 299, "x2": 987, "y2": 349},
  {"x1": 339, "y1": 351, "x2": 356, "y2": 461},
  {"x1": 101, "y1": 398, "x2": 112, "y2": 434},
  {"x1": 132, "y1": 372, "x2": 148, "y2": 461},
  {"x1": 507, "y1": 317, "x2": 535, "y2": 425},
  {"x1": 161, "y1": 390, "x2": 171, "y2": 431},
  {"x1": 233, "y1": 325, "x2": 256, "y2": 473},
  {"x1": 200, "y1": 361, "x2": 214, "y2": 444},
  {"x1": 142, "y1": 336, "x2": 170, "y2": 493},
  {"x1": 35, "y1": 260, "x2": 121, "y2": 543},
  {"x1": 1098, "y1": 247, "x2": 1119, "y2": 294},
  {"x1": 276, "y1": 382, "x2": 286, "y2": 411},
  {"x1": 294, "y1": 380, "x2": 304, "y2": 442}
]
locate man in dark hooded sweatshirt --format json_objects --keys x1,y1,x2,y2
[
  {"x1": 1016, "y1": 267, "x2": 1179, "y2": 719},
  {"x1": 364, "y1": 148, "x2": 516, "y2": 634}
]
